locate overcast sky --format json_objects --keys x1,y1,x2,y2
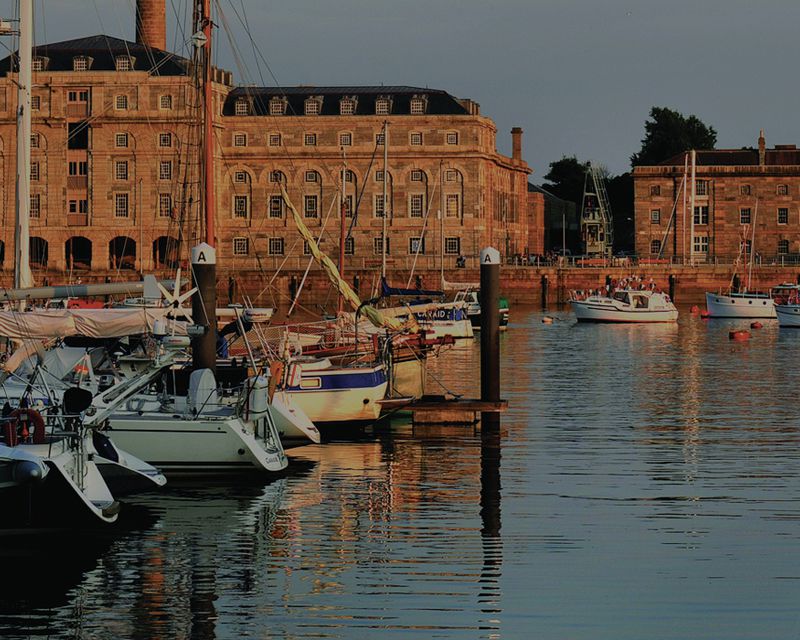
[{"x1": 5, "y1": 0, "x2": 800, "y2": 179}]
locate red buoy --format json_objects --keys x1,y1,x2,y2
[
  {"x1": 729, "y1": 330, "x2": 751, "y2": 341},
  {"x1": 700, "y1": 310, "x2": 710, "y2": 319},
  {"x1": 750, "y1": 321, "x2": 763, "y2": 329},
  {"x1": 690, "y1": 305, "x2": 700, "y2": 314}
]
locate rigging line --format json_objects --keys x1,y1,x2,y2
[{"x1": 406, "y1": 165, "x2": 442, "y2": 287}]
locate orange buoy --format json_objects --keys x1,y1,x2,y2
[
  {"x1": 700, "y1": 310, "x2": 710, "y2": 319},
  {"x1": 750, "y1": 321, "x2": 763, "y2": 329},
  {"x1": 729, "y1": 330, "x2": 751, "y2": 341},
  {"x1": 690, "y1": 305, "x2": 700, "y2": 314},
  {"x1": 542, "y1": 316, "x2": 554, "y2": 324}
]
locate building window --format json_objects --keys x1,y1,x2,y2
[
  {"x1": 114, "y1": 193, "x2": 129, "y2": 218},
  {"x1": 339, "y1": 132, "x2": 352, "y2": 147},
  {"x1": 234, "y1": 171, "x2": 248, "y2": 184},
  {"x1": 410, "y1": 132, "x2": 423, "y2": 146},
  {"x1": 268, "y1": 133, "x2": 281, "y2": 146},
  {"x1": 340, "y1": 98, "x2": 356, "y2": 115},
  {"x1": 444, "y1": 237, "x2": 461, "y2": 255},
  {"x1": 344, "y1": 237, "x2": 355, "y2": 255},
  {"x1": 31, "y1": 57, "x2": 45, "y2": 71},
  {"x1": 446, "y1": 193, "x2": 460, "y2": 218},
  {"x1": 115, "y1": 56, "x2": 133, "y2": 71},
  {"x1": 446, "y1": 132, "x2": 459, "y2": 145},
  {"x1": 155, "y1": 132, "x2": 170, "y2": 148},
  {"x1": 409, "y1": 236, "x2": 425, "y2": 254},
  {"x1": 269, "y1": 170, "x2": 284, "y2": 183},
  {"x1": 778, "y1": 239, "x2": 790, "y2": 254},
  {"x1": 411, "y1": 169, "x2": 423, "y2": 182},
  {"x1": 410, "y1": 97, "x2": 426, "y2": 114},
  {"x1": 740, "y1": 184, "x2": 751, "y2": 196},
  {"x1": 30, "y1": 162, "x2": 39, "y2": 181},
  {"x1": 740, "y1": 239, "x2": 752, "y2": 255},
  {"x1": 305, "y1": 170, "x2": 319, "y2": 183},
  {"x1": 693, "y1": 205, "x2": 708, "y2": 225},
  {"x1": 695, "y1": 180, "x2": 708, "y2": 196},
  {"x1": 160, "y1": 95, "x2": 173, "y2": 110},
  {"x1": 446, "y1": 169, "x2": 459, "y2": 182},
  {"x1": 114, "y1": 160, "x2": 128, "y2": 181},
  {"x1": 269, "y1": 98, "x2": 285, "y2": 116},
  {"x1": 409, "y1": 193, "x2": 425, "y2": 218},
  {"x1": 115, "y1": 133, "x2": 128, "y2": 148},
  {"x1": 304, "y1": 99, "x2": 321, "y2": 116},
  {"x1": 374, "y1": 194, "x2": 385, "y2": 217},
  {"x1": 233, "y1": 237, "x2": 249, "y2": 256},
  {"x1": 304, "y1": 195, "x2": 318, "y2": 218},
  {"x1": 693, "y1": 236, "x2": 709, "y2": 253},
  {"x1": 30, "y1": 194, "x2": 40, "y2": 218},
  {"x1": 650, "y1": 239, "x2": 661, "y2": 255},
  {"x1": 375, "y1": 98, "x2": 391, "y2": 115},
  {"x1": 778, "y1": 208, "x2": 789, "y2": 224},
  {"x1": 233, "y1": 195, "x2": 249, "y2": 218},
  {"x1": 30, "y1": 133, "x2": 40, "y2": 148},
  {"x1": 159, "y1": 194, "x2": 172, "y2": 217},
  {"x1": 374, "y1": 237, "x2": 390, "y2": 255},
  {"x1": 68, "y1": 161, "x2": 87, "y2": 176},
  {"x1": 72, "y1": 56, "x2": 89, "y2": 72},
  {"x1": 375, "y1": 132, "x2": 385, "y2": 145},
  {"x1": 233, "y1": 133, "x2": 247, "y2": 147},
  {"x1": 304, "y1": 133, "x2": 317, "y2": 146},
  {"x1": 344, "y1": 170, "x2": 355, "y2": 183},
  {"x1": 650, "y1": 209, "x2": 661, "y2": 224},
  {"x1": 115, "y1": 95, "x2": 128, "y2": 110},
  {"x1": 375, "y1": 170, "x2": 385, "y2": 182},
  {"x1": 235, "y1": 100, "x2": 249, "y2": 116},
  {"x1": 159, "y1": 161, "x2": 172, "y2": 180},
  {"x1": 68, "y1": 199, "x2": 88, "y2": 213},
  {"x1": 342, "y1": 194, "x2": 354, "y2": 218},
  {"x1": 778, "y1": 184, "x2": 789, "y2": 196},
  {"x1": 740, "y1": 207, "x2": 751, "y2": 224},
  {"x1": 269, "y1": 195, "x2": 284, "y2": 218},
  {"x1": 649, "y1": 185, "x2": 660, "y2": 196},
  {"x1": 268, "y1": 237, "x2": 284, "y2": 255},
  {"x1": 31, "y1": 95, "x2": 40, "y2": 110}
]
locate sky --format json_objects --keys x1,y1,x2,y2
[{"x1": 4, "y1": 0, "x2": 800, "y2": 179}]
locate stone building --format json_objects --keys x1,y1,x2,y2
[
  {"x1": 634, "y1": 131, "x2": 800, "y2": 264},
  {"x1": 0, "y1": 0, "x2": 532, "y2": 281}
]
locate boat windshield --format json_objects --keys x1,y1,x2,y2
[
  {"x1": 631, "y1": 294, "x2": 649, "y2": 309},
  {"x1": 613, "y1": 291, "x2": 630, "y2": 305}
]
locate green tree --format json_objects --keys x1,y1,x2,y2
[
  {"x1": 631, "y1": 107, "x2": 717, "y2": 167},
  {"x1": 542, "y1": 156, "x2": 588, "y2": 207}
]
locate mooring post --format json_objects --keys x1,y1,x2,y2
[
  {"x1": 669, "y1": 273, "x2": 676, "y2": 302},
  {"x1": 480, "y1": 247, "x2": 500, "y2": 428},
  {"x1": 540, "y1": 274, "x2": 548, "y2": 310},
  {"x1": 191, "y1": 242, "x2": 217, "y2": 373}
]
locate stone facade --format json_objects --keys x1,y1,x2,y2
[
  {"x1": 0, "y1": 34, "x2": 533, "y2": 281},
  {"x1": 634, "y1": 132, "x2": 800, "y2": 264}
]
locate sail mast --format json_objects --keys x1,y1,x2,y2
[
  {"x1": 202, "y1": 0, "x2": 214, "y2": 246},
  {"x1": 14, "y1": 0, "x2": 33, "y2": 290},
  {"x1": 338, "y1": 149, "x2": 346, "y2": 313},
  {"x1": 381, "y1": 121, "x2": 388, "y2": 279}
]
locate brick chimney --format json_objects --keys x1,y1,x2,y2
[
  {"x1": 136, "y1": 0, "x2": 166, "y2": 50},
  {"x1": 511, "y1": 127, "x2": 523, "y2": 162},
  {"x1": 758, "y1": 129, "x2": 766, "y2": 166}
]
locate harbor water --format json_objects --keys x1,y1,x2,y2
[{"x1": 3, "y1": 305, "x2": 800, "y2": 639}]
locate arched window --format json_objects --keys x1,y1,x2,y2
[
  {"x1": 30, "y1": 237, "x2": 48, "y2": 268},
  {"x1": 65, "y1": 236, "x2": 92, "y2": 270},
  {"x1": 109, "y1": 237, "x2": 136, "y2": 270},
  {"x1": 153, "y1": 236, "x2": 180, "y2": 269}
]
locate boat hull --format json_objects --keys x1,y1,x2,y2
[
  {"x1": 776, "y1": 304, "x2": 800, "y2": 327},
  {"x1": 705, "y1": 292, "x2": 776, "y2": 318},
  {"x1": 571, "y1": 300, "x2": 678, "y2": 323}
]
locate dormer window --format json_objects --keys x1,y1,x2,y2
[
  {"x1": 115, "y1": 56, "x2": 134, "y2": 71},
  {"x1": 375, "y1": 97, "x2": 392, "y2": 115},
  {"x1": 72, "y1": 56, "x2": 91, "y2": 72},
  {"x1": 410, "y1": 95, "x2": 427, "y2": 115},
  {"x1": 115, "y1": 95, "x2": 128, "y2": 110},
  {"x1": 339, "y1": 97, "x2": 356, "y2": 115},
  {"x1": 269, "y1": 97, "x2": 286, "y2": 116},
  {"x1": 304, "y1": 96, "x2": 322, "y2": 116},
  {"x1": 31, "y1": 56, "x2": 47, "y2": 71},
  {"x1": 234, "y1": 99, "x2": 250, "y2": 116}
]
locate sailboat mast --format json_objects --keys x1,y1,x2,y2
[
  {"x1": 689, "y1": 149, "x2": 696, "y2": 266},
  {"x1": 14, "y1": 0, "x2": 33, "y2": 290},
  {"x1": 338, "y1": 149, "x2": 346, "y2": 313},
  {"x1": 439, "y1": 160, "x2": 444, "y2": 288},
  {"x1": 381, "y1": 121, "x2": 388, "y2": 279},
  {"x1": 202, "y1": 0, "x2": 214, "y2": 246}
]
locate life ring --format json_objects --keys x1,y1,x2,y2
[{"x1": 7, "y1": 408, "x2": 46, "y2": 445}]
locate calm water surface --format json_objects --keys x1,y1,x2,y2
[{"x1": 3, "y1": 306, "x2": 800, "y2": 639}]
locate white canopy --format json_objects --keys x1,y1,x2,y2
[{"x1": 0, "y1": 308, "x2": 172, "y2": 339}]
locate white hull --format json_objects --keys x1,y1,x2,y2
[
  {"x1": 417, "y1": 318, "x2": 474, "y2": 339},
  {"x1": 571, "y1": 298, "x2": 678, "y2": 323},
  {"x1": 776, "y1": 304, "x2": 800, "y2": 327},
  {"x1": 705, "y1": 292, "x2": 776, "y2": 318},
  {"x1": 270, "y1": 390, "x2": 321, "y2": 443},
  {"x1": 104, "y1": 414, "x2": 287, "y2": 472}
]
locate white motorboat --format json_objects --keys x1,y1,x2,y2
[
  {"x1": 704, "y1": 291, "x2": 776, "y2": 319},
  {"x1": 771, "y1": 285, "x2": 800, "y2": 327},
  {"x1": 453, "y1": 289, "x2": 509, "y2": 330},
  {"x1": 570, "y1": 290, "x2": 678, "y2": 323}
]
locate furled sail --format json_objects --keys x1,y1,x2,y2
[{"x1": 0, "y1": 307, "x2": 173, "y2": 339}]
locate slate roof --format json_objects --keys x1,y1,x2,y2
[
  {"x1": 0, "y1": 35, "x2": 190, "y2": 76},
  {"x1": 223, "y1": 86, "x2": 470, "y2": 117},
  {"x1": 659, "y1": 148, "x2": 800, "y2": 167}
]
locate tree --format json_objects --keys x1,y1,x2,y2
[
  {"x1": 631, "y1": 107, "x2": 717, "y2": 167},
  {"x1": 542, "y1": 156, "x2": 588, "y2": 207}
]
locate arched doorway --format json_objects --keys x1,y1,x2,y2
[
  {"x1": 65, "y1": 236, "x2": 92, "y2": 270},
  {"x1": 109, "y1": 236, "x2": 136, "y2": 270},
  {"x1": 30, "y1": 236, "x2": 48, "y2": 268},
  {"x1": 152, "y1": 236, "x2": 180, "y2": 269}
]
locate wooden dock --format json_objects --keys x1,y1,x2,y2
[{"x1": 379, "y1": 395, "x2": 508, "y2": 425}]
